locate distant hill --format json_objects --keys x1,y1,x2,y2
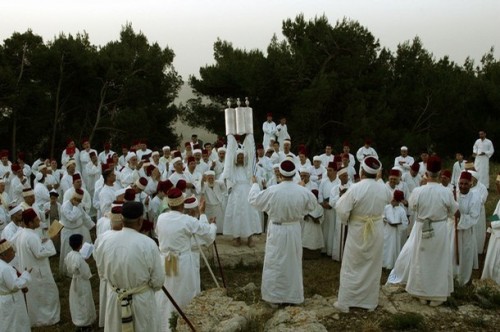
[{"x1": 173, "y1": 82, "x2": 217, "y2": 146}]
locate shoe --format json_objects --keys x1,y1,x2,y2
[
  {"x1": 333, "y1": 301, "x2": 349, "y2": 313},
  {"x1": 232, "y1": 238, "x2": 241, "y2": 247},
  {"x1": 429, "y1": 300, "x2": 444, "y2": 307},
  {"x1": 419, "y1": 299, "x2": 428, "y2": 305},
  {"x1": 247, "y1": 236, "x2": 255, "y2": 248}
]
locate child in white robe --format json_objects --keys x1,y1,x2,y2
[
  {"x1": 301, "y1": 189, "x2": 324, "y2": 250},
  {"x1": 65, "y1": 234, "x2": 96, "y2": 330},
  {"x1": 383, "y1": 190, "x2": 408, "y2": 269}
]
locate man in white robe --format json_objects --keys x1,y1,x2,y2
[
  {"x1": 329, "y1": 168, "x2": 352, "y2": 262},
  {"x1": 482, "y1": 200, "x2": 500, "y2": 284},
  {"x1": 451, "y1": 153, "x2": 466, "y2": 188},
  {"x1": 470, "y1": 171, "x2": 488, "y2": 254},
  {"x1": 94, "y1": 201, "x2": 164, "y2": 332},
  {"x1": 318, "y1": 162, "x2": 339, "y2": 256},
  {"x1": 0, "y1": 239, "x2": 31, "y2": 332},
  {"x1": 13, "y1": 208, "x2": 60, "y2": 327},
  {"x1": 394, "y1": 146, "x2": 414, "y2": 176},
  {"x1": 201, "y1": 171, "x2": 226, "y2": 234},
  {"x1": 59, "y1": 188, "x2": 94, "y2": 276},
  {"x1": 262, "y1": 113, "x2": 277, "y2": 149},
  {"x1": 473, "y1": 130, "x2": 494, "y2": 189},
  {"x1": 405, "y1": 156, "x2": 458, "y2": 307},
  {"x1": 275, "y1": 117, "x2": 291, "y2": 151},
  {"x1": 155, "y1": 189, "x2": 217, "y2": 332},
  {"x1": 248, "y1": 159, "x2": 317, "y2": 305},
  {"x1": 1, "y1": 205, "x2": 24, "y2": 241},
  {"x1": 334, "y1": 157, "x2": 391, "y2": 312},
  {"x1": 355, "y1": 140, "x2": 378, "y2": 168},
  {"x1": 318, "y1": 145, "x2": 334, "y2": 168},
  {"x1": 452, "y1": 171, "x2": 480, "y2": 286}
]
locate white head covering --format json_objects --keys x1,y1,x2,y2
[
  {"x1": 361, "y1": 156, "x2": 381, "y2": 175},
  {"x1": 125, "y1": 152, "x2": 137, "y2": 162}
]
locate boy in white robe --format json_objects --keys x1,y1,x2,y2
[
  {"x1": 0, "y1": 239, "x2": 31, "y2": 332},
  {"x1": 65, "y1": 234, "x2": 96, "y2": 330},
  {"x1": 201, "y1": 170, "x2": 226, "y2": 234},
  {"x1": 383, "y1": 190, "x2": 409, "y2": 269}
]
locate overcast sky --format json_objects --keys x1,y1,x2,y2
[{"x1": 2, "y1": 0, "x2": 499, "y2": 79}]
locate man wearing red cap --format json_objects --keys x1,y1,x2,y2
[
  {"x1": 59, "y1": 188, "x2": 94, "y2": 276},
  {"x1": 342, "y1": 142, "x2": 356, "y2": 169},
  {"x1": 14, "y1": 208, "x2": 60, "y2": 327},
  {"x1": 401, "y1": 162, "x2": 422, "y2": 194},
  {"x1": 404, "y1": 156, "x2": 458, "y2": 307},
  {"x1": 9, "y1": 163, "x2": 31, "y2": 204},
  {"x1": 249, "y1": 159, "x2": 318, "y2": 306},
  {"x1": 84, "y1": 151, "x2": 101, "y2": 200},
  {"x1": 155, "y1": 188, "x2": 216, "y2": 331},
  {"x1": 383, "y1": 190, "x2": 409, "y2": 269},
  {"x1": 262, "y1": 113, "x2": 277, "y2": 149},
  {"x1": 63, "y1": 174, "x2": 92, "y2": 213},
  {"x1": 334, "y1": 156, "x2": 391, "y2": 313},
  {"x1": 317, "y1": 162, "x2": 339, "y2": 256},
  {"x1": 98, "y1": 142, "x2": 115, "y2": 165},
  {"x1": 61, "y1": 139, "x2": 81, "y2": 173},
  {"x1": 0, "y1": 150, "x2": 12, "y2": 189},
  {"x1": 355, "y1": 140, "x2": 378, "y2": 169},
  {"x1": 452, "y1": 171, "x2": 481, "y2": 286}
]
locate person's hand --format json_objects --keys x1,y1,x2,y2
[
  {"x1": 199, "y1": 198, "x2": 206, "y2": 214},
  {"x1": 251, "y1": 176, "x2": 257, "y2": 184},
  {"x1": 209, "y1": 217, "x2": 216, "y2": 224}
]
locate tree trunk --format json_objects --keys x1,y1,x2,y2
[{"x1": 50, "y1": 53, "x2": 64, "y2": 159}]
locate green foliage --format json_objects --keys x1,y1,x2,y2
[
  {"x1": 0, "y1": 23, "x2": 182, "y2": 159},
  {"x1": 380, "y1": 312, "x2": 425, "y2": 331},
  {"x1": 183, "y1": 15, "x2": 500, "y2": 159}
]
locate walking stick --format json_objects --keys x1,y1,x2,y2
[
  {"x1": 161, "y1": 286, "x2": 196, "y2": 332},
  {"x1": 193, "y1": 235, "x2": 220, "y2": 288},
  {"x1": 213, "y1": 240, "x2": 227, "y2": 288},
  {"x1": 453, "y1": 186, "x2": 460, "y2": 265}
]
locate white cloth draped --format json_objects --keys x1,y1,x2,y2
[{"x1": 0, "y1": 259, "x2": 31, "y2": 332}]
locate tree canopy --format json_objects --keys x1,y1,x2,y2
[
  {"x1": 182, "y1": 15, "x2": 500, "y2": 164},
  {"x1": 0, "y1": 23, "x2": 182, "y2": 161}
]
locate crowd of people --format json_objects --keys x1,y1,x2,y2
[{"x1": 0, "y1": 113, "x2": 499, "y2": 330}]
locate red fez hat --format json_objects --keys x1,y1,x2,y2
[
  {"x1": 82, "y1": 137, "x2": 90, "y2": 145},
  {"x1": 426, "y1": 156, "x2": 442, "y2": 173},
  {"x1": 111, "y1": 206, "x2": 122, "y2": 214},
  {"x1": 333, "y1": 154, "x2": 342, "y2": 164},
  {"x1": 184, "y1": 196, "x2": 197, "y2": 206},
  {"x1": 410, "y1": 162, "x2": 420, "y2": 172},
  {"x1": 279, "y1": 160, "x2": 296, "y2": 177},
  {"x1": 66, "y1": 147, "x2": 75, "y2": 155},
  {"x1": 0, "y1": 150, "x2": 8, "y2": 158},
  {"x1": 441, "y1": 169, "x2": 452, "y2": 178},
  {"x1": 187, "y1": 156, "x2": 196, "y2": 164},
  {"x1": 11, "y1": 164, "x2": 21, "y2": 172},
  {"x1": 389, "y1": 169, "x2": 401, "y2": 177},
  {"x1": 106, "y1": 157, "x2": 114, "y2": 164},
  {"x1": 17, "y1": 152, "x2": 25, "y2": 161},
  {"x1": 122, "y1": 144, "x2": 129, "y2": 149},
  {"x1": 22, "y1": 208, "x2": 38, "y2": 223},
  {"x1": 176, "y1": 179, "x2": 187, "y2": 191},
  {"x1": 193, "y1": 144, "x2": 201, "y2": 150},
  {"x1": 267, "y1": 112, "x2": 272, "y2": 117},
  {"x1": 184, "y1": 142, "x2": 191, "y2": 147},
  {"x1": 66, "y1": 138, "x2": 74, "y2": 146},
  {"x1": 124, "y1": 188, "x2": 136, "y2": 201},
  {"x1": 72, "y1": 173, "x2": 82, "y2": 182},
  {"x1": 104, "y1": 142, "x2": 111, "y2": 149},
  {"x1": 365, "y1": 139, "x2": 372, "y2": 145},
  {"x1": 146, "y1": 165, "x2": 156, "y2": 177},
  {"x1": 140, "y1": 219, "x2": 154, "y2": 233},
  {"x1": 101, "y1": 164, "x2": 110, "y2": 172},
  {"x1": 327, "y1": 161, "x2": 337, "y2": 171},
  {"x1": 460, "y1": 171, "x2": 472, "y2": 181},
  {"x1": 89, "y1": 151, "x2": 97, "y2": 158},
  {"x1": 167, "y1": 187, "x2": 183, "y2": 199},
  {"x1": 343, "y1": 141, "x2": 350, "y2": 147},
  {"x1": 256, "y1": 144, "x2": 264, "y2": 150},
  {"x1": 173, "y1": 151, "x2": 182, "y2": 158},
  {"x1": 393, "y1": 190, "x2": 405, "y2": 202},
  {"x1": 311, "y1": 189, "x2": 319, "y2": 199},
  {"x1": 75, "y1": 188, "x2": 84, "y2": 196},
  {"x1": 341, "y1": 153, "x2": 349, "y2": 159}
]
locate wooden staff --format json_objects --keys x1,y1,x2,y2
[
  {"x1": 161, "y1": 286, "x2": 196, "y2": 332},
  {"x1": 213, "y1": 240, "x2": 227, "y2": 289},
  {"x1": 453, "y1": 186, "x2": 460, "y2": 265}
]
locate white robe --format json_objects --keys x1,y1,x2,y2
[
  {"x1": 405, "y1": 183, "x2": 458, "y2": 301},
  {"x1": 382, "y1": 204, "x2": 408, "y2": 269},
  {"x1": 301, "y1": 203, "x2": 324, "y2": 250},
  {"x1": 249, "y1": 181, "x2": 317, "y2": 304},
  {"x1": 318, "y1": 176, "x2": 339, "y2": 255},
  {"x1": 201, "y1": 180, "x2": 226, "y2": 233},
  {"x1": 473, "y1": 138, "x2": 494, "y2": 189},
  {"x1": 471, "y1": 182, "x2": 488, "y2": 254},
  {"x1": 155, "y1": 211, "x2": 216, "y2": 332},
  {"x1": 329, "y1": 182, "x2": 351, "y2": 262},
  {"x1": 222, "y1": 134, "x2": 262, "y2": 238},
  {"x1": 262, "y1": 121, "x2": 277, "y2": 148},
  {"x1": 13, "y1": 228, "x2": 60, "y2": 326},
  {"x1": 481, "y1": 221, "x2": 500, "y2": 285},
  {"x1": 94, "y1": 228, "x2": 164, "y2": 332},
  {"x1": 275, "y1": 124, "x2": 290, "y2": 149},
  {"x1": 59, "y1": 200, "x2": 94, "y2": 276},
  {"x1": 65, "y1": 250, "x2": 96, "y2": 326},
  {"x1": 452, "y1": 191, "x2": 480, "y2": 286},
  {"x1": 0, "y1": 259, "x2": 31, "y2": 332},
  {"x1": 335, "y1": 178, "x2": 391, "y2": 311}
]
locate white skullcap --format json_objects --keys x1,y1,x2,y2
[
  {"x1": 151, "y1": 151, "x2": 160, "y2": 157},
  {"x1": 35, "y1": 172, "x2": 43, "y2": 182},
  {"x1": 217, "y1": 147, "x2": 227, "y2": 153},
  {"x1": 313, "y1": 156, "x2": 321, "y2": 162},
  {"x1": 162, "y1": 146, "x2": 170, "y2": 150},
  {"x1": 9, "y1": 204, "x2": 23, "y2": 216},
  {"x1": 171, "y1": 157, "x2": 182, "y2": 165},
  {"x1": 184, "y1": 195, "x2": 199, "y2": 209},
  {"x1": 125, "y1": 152, "x2": 137, "y2": 162},
  {"x1": 193, "y1": 149, "x2": 202, "y2": 155},
  {"x1": 361, "y1": 156, "x2": 381, "y2": 175},
  {"x1": 337, "y1": 167, "x2": 348, "y2": 177},
  {"x1": 204, "y1": 170, "x2": 215, "y2": 176},
  {"x1": 272, "y1": 163, "x2": 280, "y2": 169},
  {"x1": 299, "y1": 166, "x2": 311, "y2": 174},
  {"x1": 38, "y1": 164, "x2": 47, "y2": 171},
  {"x1": 401, "y1": 146, "x2": 408, "y2": 150},
  {"x1": 468, "y1": 170, "x2": 479, "y2": 180}
]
